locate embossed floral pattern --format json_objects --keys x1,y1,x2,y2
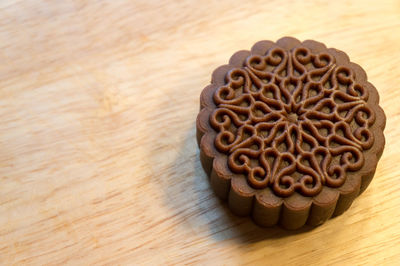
[{"x1": 210, "y1": 46, "x2": 375, "y2": 197}]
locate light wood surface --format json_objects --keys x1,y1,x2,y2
[{"x1": 0, "y1": 1, "x2": 399, "y2": 265}]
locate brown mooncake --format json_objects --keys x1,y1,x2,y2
[{"x1": 196, "y1": 37, "x2": 386, "y2": 229}]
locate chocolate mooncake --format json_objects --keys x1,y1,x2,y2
[{"x1": 196, "y1": 37, "x2": 386, "y2": 229}]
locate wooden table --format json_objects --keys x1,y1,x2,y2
[{"x1": 0, "y1": 1, "x2": 399, "y2": 265}]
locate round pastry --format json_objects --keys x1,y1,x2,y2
[{"x1": 196, "y1": 37, "x2": 386, "y2": 229}]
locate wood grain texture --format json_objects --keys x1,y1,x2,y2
[{"x1": 0, "y1": 0, "x2": 399, "y2": 265}]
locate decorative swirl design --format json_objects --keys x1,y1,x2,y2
[{"x1": 210, "y1": 47, "x2": 375, "y2": 197}]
